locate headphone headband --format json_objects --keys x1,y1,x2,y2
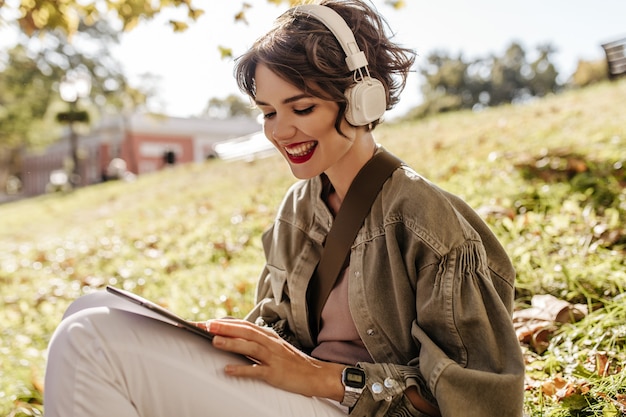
[
  {"x1": 292, "y1": 3, "x2": 386, "y2": 126},
  {"x1": 294, "y1": 4, "x2": 368, "y2": 71}
]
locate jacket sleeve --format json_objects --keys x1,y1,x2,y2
[
  {"x1": 419, "y1": 239, "x2": 524, "y2": 417},
  {"x1": 353, "y1": 239, "x2": 524, "y2": 417},
  {"x1": 244, "y1": 270, "x2": 303, "y2": 349},
  {"x1": 244, "y1": 225, "x2": 307, "y2": 350},
  {"x1": 349, "y1": 362, "x2": 437, "y2": 417}
]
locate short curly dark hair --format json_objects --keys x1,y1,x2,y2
[{"x1": 234, "y1": 0, "x2": 415, "y2": 133}]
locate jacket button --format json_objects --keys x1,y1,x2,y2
[
  {"x1": 366, "y1": 328, "x2": 375, "y2": 336},
  {"x1": 371, "y1": 382, "x2": 383, "y2": 394},
  {"x1": 384, "y1": 378, "x2": 396, "y2": 388}
]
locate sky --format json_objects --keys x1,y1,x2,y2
[{"x1": 4, "y1": 1, "x2": 626, "y2": 119}]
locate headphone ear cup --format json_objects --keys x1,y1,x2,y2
[{"x1": 344, "y1": 77, "x2": 387, "y2": 126}]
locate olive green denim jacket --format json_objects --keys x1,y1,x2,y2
[{"x1": 246, "y1": 150, "x2": 525, "y2": 417}]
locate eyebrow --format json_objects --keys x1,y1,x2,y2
[{"x1": 255, "y1": 93, "x2": 313, "y2": 107}]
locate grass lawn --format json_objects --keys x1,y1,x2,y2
[{"x1": 1, "y1": 79, "x2": 625, "y2": 416}]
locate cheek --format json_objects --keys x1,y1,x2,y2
[
  {"x1": 262, "y1": 124, "x2": 285, "y2": 152},
  {"x1": 338, "y1": 118, "x2": 357, "y2": 140},
  {"x1": 262, "y1": 123, "x2": 274, "y2": 143}
]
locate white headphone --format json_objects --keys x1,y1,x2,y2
[{"x1": 294, "y1": 4, "x2": 387, "y2": 126}]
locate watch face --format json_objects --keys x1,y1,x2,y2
[{"x1": 343, "y1": 367, "x2": 366, "y2": 388}]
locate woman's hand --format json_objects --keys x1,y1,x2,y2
[{"x1": 206, "y1": 318, "x2": 345, "y2": 401}]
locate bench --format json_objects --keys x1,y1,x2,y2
[{"x1": 601, "y1": 37, "x2": 626, "y2": 79}]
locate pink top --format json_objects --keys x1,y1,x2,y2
[{"x1": 310, "y1": 266, "x2": 374, "y2": 365}]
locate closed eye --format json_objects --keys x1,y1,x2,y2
[
  {"x1": 294, "y1": 105, "x2": 315, "y2": 115},
  {"x1": 261, "y1": 105, "x2": 314, "y2": 120}
]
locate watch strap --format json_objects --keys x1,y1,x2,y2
[
  {"x1": 341, "y1": 387, "x2": 362, "y2": 408},
  {"x1": 340, "y1": 366, "x2": 367, "y2": 408}
]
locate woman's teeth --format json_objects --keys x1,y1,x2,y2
[{"x1": 285, "y1": 142, "x2": 317, "y2": 157}]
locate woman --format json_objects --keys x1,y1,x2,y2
[{"x1": 44, "y1": 1, "x2": 524, "y2": 416}]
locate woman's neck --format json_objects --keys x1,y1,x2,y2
[{"x1": 324, "y1": 133, "x2": 377, "y2": 204}]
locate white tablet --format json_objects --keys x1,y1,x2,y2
[{"x1": 106, "y1": 285, "x2": 215, "y2": 341}]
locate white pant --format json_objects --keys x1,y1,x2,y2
[{"x1": 44, "y1": 291, "x2": 347, "y2": 417}]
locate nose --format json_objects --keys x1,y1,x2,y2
[{"x1": 270, "y1": 114, "x2": 296, "y2": 142}]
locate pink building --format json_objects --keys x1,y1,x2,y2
[{"x1": 20, "y1": 114, "x2": 261, "y2": 197}]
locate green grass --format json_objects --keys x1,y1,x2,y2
[{"x1": 1, "y1": 79, "x2": 625, "y2": 416}]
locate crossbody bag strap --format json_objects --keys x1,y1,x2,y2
[{"x1": 308, "y1": 149, "x2": 402, "y2": 340}]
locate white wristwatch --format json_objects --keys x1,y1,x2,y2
[{"x1": 340, "y1": 366, "x2": 366, "y2": 408}]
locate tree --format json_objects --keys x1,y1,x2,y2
[
  {"x1": 3, "y1": 0, "x2": 205, "y2": 36},
  {"x1": 489, "y1": 42, "x2": 527, "y2": 105},
  {"x1": 1, "y1": 1, "x2": 406, "y2": 38},
  {"x1": 412, "y1": 42, "x2": 561, "y2": 118},
  {"x1": 0, "y1": 0, "x2": 313, "y2": 38},
  {"x1": 0, "y1": 18, "x2": 149, "y2": 192},
  {"x1": 0, "y1": 17, "x2": 151, "y2": 148},
  {"x1": 526, "y1": 44, "x2": 559, "y2": 97},
  {"x1": 417, "y1": 51, "x2": 469, "y2": 114},
  {"x1": 203, "y1": 94, "x2": 258, "y2": 119},
  {"x1": 0, "y1": 45, "x2": 54, "y2": 150},
  {"x1": 0, "y1": 44, "x2": 56, "y2": 192},
  {"x1": 571, "y1": 59, "x2": 609, "y2": 87}
]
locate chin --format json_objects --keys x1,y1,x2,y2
[
  {"x1": 290, "y1": 169, "x2": 316, "y2": 180},
  {"x1": 287, "y1": 164, "x2": 322, "y2": 181}
]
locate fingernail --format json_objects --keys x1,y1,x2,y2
[{"x1": 207, "y1": 320, "x2": 217, "y2": 333}]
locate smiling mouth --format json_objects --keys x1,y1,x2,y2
[{"x1": 285, "y1": 141, "x2": 318, "y2": 157}]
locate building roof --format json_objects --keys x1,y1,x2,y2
[{"x1": 96, "y1": 113, "x2": 261, "y2": 138}]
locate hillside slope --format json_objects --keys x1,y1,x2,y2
[
  {"x1": 2, "y1": 79, "x2": 624, "y2": 236},
  {"x1": 0, "y1": 79, "x2": 625, "y2": 417}
]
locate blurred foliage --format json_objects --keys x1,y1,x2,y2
[
  {"x1": 0, "y1": 44, "x2": 55, "y2": 150},
  {"x1": 203, "y1": 94, "x2": 259, "y2": 119},
  {"x1": 2, "y1": 0, "x2": 204, "y2": 36},
  {"x1": 0, "y1": 21, "x2": 146, "y2": 149},
  {"x1": 0, "y1": 18, "x2": 151, "y2": 192},
  {"x1": 1, "y1": 0, "x2": 402, "y2": 37},
  {"x1": 411, "y1": 42, "x2": 561, "y2": 118},
  {"x1": 571, "y1": 59, "x2": 610, "y2": 88}
]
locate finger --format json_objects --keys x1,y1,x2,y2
[
  {"x1": 211, "y1": 333, "x2": 267, "y2": 360},
  {"x1": 209, "y1": 318, "x2": 278, "y2": 338},
  {"x1": 209, "y1": 319, "x2": 273, "y2": 343},
  {"x1": 190, "y1": 321, "x2": 208, "y2": 331},
  {"x1": 223, "y1": 363, "x2": 268, "y2": 379}
]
